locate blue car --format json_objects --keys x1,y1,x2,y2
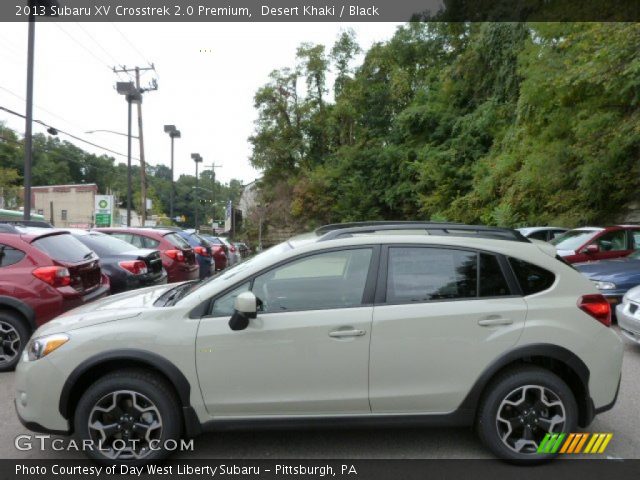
[
  {"x1": 176, "y1": 230, "x2": 213, "y2": 280},
  {"x1": 575, "y1": 251, "x2": 640, "y2": 307}
]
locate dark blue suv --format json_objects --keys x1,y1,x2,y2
[{"x1": 176, "y1": 230, "x2": 213, "y2": 279}]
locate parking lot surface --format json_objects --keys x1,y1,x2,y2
[{"x1": 1, "y1": 329, "x2": 638, "y2": 460}]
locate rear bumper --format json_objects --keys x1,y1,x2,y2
[
  {"x1": 60, "y1": 284, "x2": 110, "y2": 312},
  {"x1": 166, "y1": 264, "x2": 199, "y2": 283}
]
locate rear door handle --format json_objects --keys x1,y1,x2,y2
[
  {"x1": 329, "y1": 329, "x2": 366, "y2": 338},
  {"x1": 478, "y1": 316, "x2": 513, "y2": 326}
]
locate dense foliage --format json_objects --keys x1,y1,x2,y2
[
  {"x1": 0, "y1": 126, "x2": 243, "y2": 226},
  {"x1": 249, "y1": 22, "x2": 640, "y2": 229}
]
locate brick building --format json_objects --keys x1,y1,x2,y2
[{"x1": 31, "y1": 184, "x2": 98, "y2": 228}]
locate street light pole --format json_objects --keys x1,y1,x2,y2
[
  {"x1": 163, "y1": 125, "x2": 181, "y2": 222},
  {"x1": 23, "y1": 15, "x2": 35, "y2": 221},
  {"x1": 191, "y1": 153, "x2": 203, "y2": 230}
]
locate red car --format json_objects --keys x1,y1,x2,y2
[
  {"x1": 0, "y1": 226, "x2": 109, "y2": 371},
  {"x1": 551, "y1": 225, "x2": 640, "y2": 263},
  {"x1": 95, "y1": 228, "x2": 199, "y2": 283}
]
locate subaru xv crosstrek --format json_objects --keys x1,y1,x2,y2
[{"x1": 15, "y1": 222, "x2": 622, "y2": 464}]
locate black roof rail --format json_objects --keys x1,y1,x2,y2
[{"x1": 315, "y1": 221, "x2": 530, "y2": 243}]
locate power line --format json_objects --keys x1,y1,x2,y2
[
  {"x1": 74, "y1": 22, "x2": 121, "y2": 66},
  {"x1": 110, "y1": 22, "x2": 150, "y2": 65},
  {"x1": 0, "y1": 104, "x2": 141, "y2": 162},
  {"x1": 53, "y1": 22, "x2": 113, "y2": 72},
  {"x1": 0, "y1": 84, "x2": 86, "y2": 133}
]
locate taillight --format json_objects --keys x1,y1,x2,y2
[
  {"x1": 578, "y1": 294, "x2": 611, "y2": 327},
  {"x1": 165, "y1": 249, "x2": 185, "y2": 262},
  {"x1": 194, "y1": 246, "x2": 210, "y2": 257},
  {"x1": 119, "y1": 260, "x2": 148, "y2": 275},
  {"x1": 32, "y1": 266, "x2": 71, "y2": 287}
]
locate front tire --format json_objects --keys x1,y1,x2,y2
[
  {"x1": 476, "y1": 366, "x2": 577, "y2": 463},
  {"x1": 74, "y1": 369, "x2": 182, "y2": 465}
]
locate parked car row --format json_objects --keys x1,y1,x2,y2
[
  {"x1": 0, "y1": 223, "x2": 251, "y2": 371},
  {"x1": 519, "y1": 224, "x2": 640, "y2": 314}
]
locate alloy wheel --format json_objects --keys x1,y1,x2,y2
[
  {"x1": 496, "y1": 384, "x2": 566, "y2": 454},
  {"x1": 88, "y1": 390, "x2": 163, "y2": 459},
  {"x1": 0, "y1": 321, "x2": 21, "y2": 365}
]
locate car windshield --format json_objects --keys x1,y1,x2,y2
[
  {"x1": 77, "y1": 233, "x2": 140, "y2": 257},
  {"x1": 550, "y1": 230, "x2": 599, "y2": 251},
  {"x1": 160, "y1": 241, "x2": 294, "y2": 306}
]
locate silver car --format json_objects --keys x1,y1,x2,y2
[{"x1": 616, "y1": 285, "x2": 640, "y2": 342}]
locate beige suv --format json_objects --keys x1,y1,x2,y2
[{"x1": 15, "y1": 222, "x2": 623, "y2": 464}]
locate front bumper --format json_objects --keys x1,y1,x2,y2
[{"x1": 14, "y1": 356, "x2": 71, "y2": 434}]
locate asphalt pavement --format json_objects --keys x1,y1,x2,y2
[{"x1": 1, "y1": 329, "x2": 638, "y2": 460}]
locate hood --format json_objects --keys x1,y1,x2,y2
[
  {"x1": 575, "y1": 258, "x2": 640, "y2": 277},
  {"x1": 35, "y1": 283, "x2": 174, "y2": 336}
]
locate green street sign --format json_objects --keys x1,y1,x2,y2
[{"x1": 95, "y1": 213, "x2": 111, "y2": 227}]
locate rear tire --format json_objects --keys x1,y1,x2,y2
[
  {"x1": 74, "y1": 369, "x2": 182, "y2": 465},
  {"x1": 0, "y1": 311, "x2": 29, "y2": 372},
  {"x1": 476, "y1": 366, "x2": 577, "y2": 463}
]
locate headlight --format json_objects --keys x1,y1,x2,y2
[
  {"x1": 25, "y1": 333, "x2": 70, "y2": 362},
  {"x1": 593, "y1": 281, "x2": 616, "y2": 290}
]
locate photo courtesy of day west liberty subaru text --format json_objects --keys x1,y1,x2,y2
[{"x1": 5, "y1": 0, "x2": 640, "y2": 22}]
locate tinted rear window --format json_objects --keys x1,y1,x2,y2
[
  {"x1": 32, "y1": 234, "x2": 94, "y2": 263},
  {"x1": 509, "y1": 258, "x2": 555, "y2": 295},
  {"x1": 76, "y1": 234, "x2": 139, "y2": 256},
  {"x1": 165, "y1": 233, "x2": 191, "y2": 249}
]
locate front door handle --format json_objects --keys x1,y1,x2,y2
[
  {"x1": 478, "y1": 316, "x2": 513, "y2": 326},
  {"x1": 329, "y1": 329, "x2": 366, "y2": 338}
]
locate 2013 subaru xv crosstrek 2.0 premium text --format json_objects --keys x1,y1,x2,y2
[{"x1": 15, "y1": 222, "x2": 623, "y2": 464}]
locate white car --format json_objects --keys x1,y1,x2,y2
[
  {"x1": 15, "y1": 222, "x2": 622, "y2": 464},
  {"x1": 616, "y1": 285, "x2": 640, "y2": 343}
]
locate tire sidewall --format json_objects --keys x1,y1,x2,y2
[
  {"x1": 74, "y1": 373, "x2": 181, "y2": 465},
  {"x1": 477, "y1": 367, "x2": 578, "y2": 463},
  {"x1": 0, "y1": 312, "x2": 30, "y2": 372}
]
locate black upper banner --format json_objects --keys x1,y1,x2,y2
[{"x1": 1, "y1": 0, "x2": 639, "y2": 22}]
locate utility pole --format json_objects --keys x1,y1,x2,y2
[
  {"x1": 205, "y1": 164, "x2": 221, "y2": 230},
  {"x1": 191, "y1": 153, "x2": 203, "y2": 231},
  {"x1": 113, "y1": 65, "x2": 157, "y2": 226}
]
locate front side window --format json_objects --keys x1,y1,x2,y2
[
  {"x1": 0, "y1": 244, "x2": 25, "y2": 267},
  {"x1": 597, "y1": 230, "x2": 628, "y2": 252},
  {"x1": 386, "y1": 247, "x2": 477, "y2": 303},
  {"x1": 211, "y1": 282, "x2": 251, "y2": 317},
  {"x1": 252, "y1": 248, "x2": 372, "y2": 312}
]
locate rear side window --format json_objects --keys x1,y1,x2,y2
[
  {"x1": 143, "y1": 237, "x2": 160, "y2": 249},
  {"x1": 509, "y1": 258, "x2": 555, "y2": 295},
  {"x1": 165, "y1": 233, "x2": 190, "y2": 249},
  {"x1": 0, "y1": 244, "x2": 25, "y2": 267},
  {"x1": 32, "y1": 234, "x2": 94, "y2": 263},
  {"x1": 479, "y1": 254, "x2": 510, "y2": 297},
  {"x1": 387, "y1": 247, "x2": 477, "y2": 303}
]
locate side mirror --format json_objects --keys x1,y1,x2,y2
[
  {"x1": 581, "y1": 244, "x2": 599, "y2": 254},
  {"x1": 228, "y1": 291, "x2": 257, "y2": 331}
]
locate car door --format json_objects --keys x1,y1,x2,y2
[
  {"x1": 196, "y1": 246, "x2": 378, "y2": 417},
  {"x1": 369, "y1": 246, "x2": 527, "y2": 413}
]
